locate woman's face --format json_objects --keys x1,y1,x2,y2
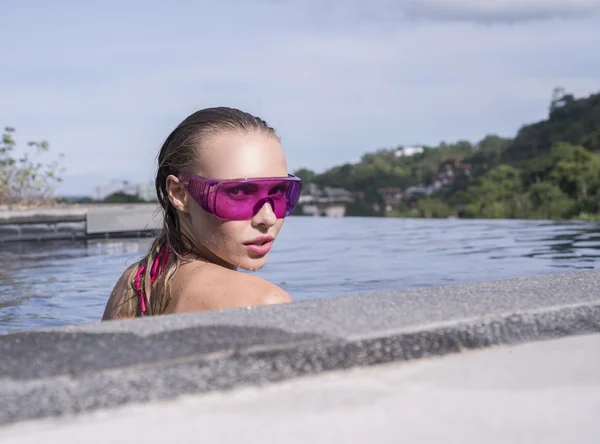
[{"x1": 173, "y1": 131, "x2": 289, "y2": 271}]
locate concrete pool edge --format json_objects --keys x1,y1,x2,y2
[
  {"x1": 0, "y1": 204, "x2": 161, "y2": 242},
  {"x1": 0, "y1": 269, "x2": 599, "y2": 427},
  {"x1": 2, "y1": 334, "x2": 599, "y2": 444}
]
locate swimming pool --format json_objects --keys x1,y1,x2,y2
[{"x1": 2, "y1": 217, "x2": 599, "y2": 333}]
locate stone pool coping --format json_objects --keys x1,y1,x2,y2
[
  {"x1": 1, "y1": 269, "x2": 599, "y2": 427},
  {"x1": 0, "y1": 204, "x2": 161, "y2": 242}
]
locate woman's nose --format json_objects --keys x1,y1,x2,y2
[{"x1": 252, "y1": 201, "x2": 277, "y2": 226}]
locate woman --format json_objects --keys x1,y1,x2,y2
[{"x1": 102, "y1": 107, "x2": 302, "y2": 320}]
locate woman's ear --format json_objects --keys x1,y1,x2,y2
[{"x1": 166, "y1": 175, "x2": 189, "y2": 213}]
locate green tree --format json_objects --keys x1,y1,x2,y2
[
  {"x1": 504, "y1": 90, "x2": 600, "y2": 164},
  {"x1": 463, "y1": 165, "x2": 525, "y2": 218},
  {"x1": 293, "y1": 168, "x2": 316, "y2": 183},
  {"x1": 470, "y1": 135, "x2": 511, "y2": 171},
  {"x1": 548, "y1": 142, "x2": 600, "y2": 205},
  {"x1": 417, "y1": 198, "x2": 456, "y2": 218},
  {"x1": 521, "y1": 153, "x2": 554, "y2": 187},
  {"x1": 102, "y1": 192, "x2": 145, "y2": 204},
  {"x1": 0, "y1": 127, "x2": 65, "y2": 207},
  {"x1": 345, "y1": 199, "x2": 379, "y2": 217},
  {"x1": 581, "y1": 130, "x2": 600, "y2": 151},
  {"x1": 527, "y1": 182, "x2": 574, "y2": 219}
]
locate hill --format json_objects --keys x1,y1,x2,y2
[{"x1": 294, "y1": 89, "x2": 600, "y2": 220}]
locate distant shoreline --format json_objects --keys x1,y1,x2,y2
[{"x1": 2, "y1": 202, "x2": 599, "y2": 224}]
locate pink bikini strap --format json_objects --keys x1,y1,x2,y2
[{"x1": 134, "y1": 244, "x2": 170, "y2": 314}]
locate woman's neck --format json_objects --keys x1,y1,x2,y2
[{"x1": 178, "y1": 225, "x2": 237, "y2": 271}]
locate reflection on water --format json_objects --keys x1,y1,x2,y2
[{"x1": 1, "y1": 217, "x2": 599, "y2": 333}]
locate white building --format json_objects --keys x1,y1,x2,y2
[
  {"x1": 298, "y1": 184, "x2": 353, "y2": 217},
  {"x1": 137, "y1": 183, "x2": 157, "y2": 202},
  {"x1": 395, "y1": 146, "x2": 425, "y2": 157}
]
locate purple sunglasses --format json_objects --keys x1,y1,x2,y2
[{"x1": 178, "y1": 173, "x2": 303, "y2": 220}]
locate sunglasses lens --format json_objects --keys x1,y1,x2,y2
[
  {"x1": 215, "y1": 179, "x2": 301, "y2": 220},
  {"x1": 185, "y1": 176, "x2": 302, "y2": 221}
]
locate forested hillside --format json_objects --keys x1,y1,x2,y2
[{"x1": 295, "y1": 89, "x2": 600, "y2": 220}]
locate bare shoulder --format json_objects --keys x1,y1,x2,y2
[
  {"x1": 165, "y1": 262, "x2": 292, "y2": 314},
  {"x1": 101, "y1": 263, "x2": 137, "y2": 321},
  {"x1": 241, "y1": 272, "x2": 293, "y2": 305}
]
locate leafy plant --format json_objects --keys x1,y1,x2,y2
[{"x1": 0, "y1": 127, "x2": 65, "y2": 207}]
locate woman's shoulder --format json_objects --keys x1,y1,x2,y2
[
  {"x1": 165, "y1": 260, "x2": 292, "y2": 314},
  {"x1": 102, "y1": 263, "x2": 138, "y2": 321}
]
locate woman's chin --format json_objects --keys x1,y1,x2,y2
[{"x1": 237, "y1": 255, "x2": 268, "y2": 272}]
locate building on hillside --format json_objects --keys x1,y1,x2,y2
[
  {"x1": 300, "y1": 184, "x2": 353, "y2": 201},
  {"x1": 404, "y1": 185, "x2": 430, "y2": 198},
  {"x1": 323, "y1": 187, "x2": 353, "y2": 200},
  {"x1": 351, "y1": 191, "x2": 366, "y2": 201},
  {"x1": 395, "y1": 146, "x2": 425, "y2": 157},
  {"x1": 378, "y1": 187, "x2": 403, "y2": 207},
  {"x1": 301, "y1": 183, "x2": 320, "y2": 197},
  {"x1": 298, "y1": 183, "x2": 353, "y2": 217}
]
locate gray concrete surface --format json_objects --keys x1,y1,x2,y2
[
  {"x1": 1, "y1": 333, "x2": 598, "y2": 444},
  {"x1": 0, "y1": 204, "x2": 161, "y2": 242},
  {"x1": 0, "y1": 269, "x2": 599, "y2": 428},
  {"x1": 0, "y1": 221, "x2": 87, "y2": 242},
  {"x1": 0, "y1": 206, "x2": 88, "y2": 224},
  {"x1": 85, "y1": 204, "x2": 162, "y2": 234}
]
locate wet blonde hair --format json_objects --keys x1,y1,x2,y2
[{"x1": 111, "y1": 107, "x2": 277, "y2": 318}]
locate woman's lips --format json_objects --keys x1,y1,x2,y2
[
  {"x1": 243, "y1": 236, "x2": 274, "y2": 256},
  {"x1": 244, "y1": 241, "x2": 273, "y2": 256}
]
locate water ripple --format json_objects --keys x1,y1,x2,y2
[{"x1": 1, "y1": 218, "x2": 600, "y2": 333}]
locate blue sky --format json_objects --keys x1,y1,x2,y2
[{"x1": 2, "y1": 0, "x2": 600, "y2": 196}]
